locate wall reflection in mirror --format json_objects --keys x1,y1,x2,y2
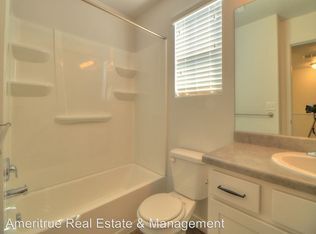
[{"x1": 235, "y1": 0, "x2": 316, "y2": 138}]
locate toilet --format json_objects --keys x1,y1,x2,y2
[{"x1": 137, "y1": 148, "x2": 208, "y2": 234}]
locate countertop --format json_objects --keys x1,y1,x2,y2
[{"x1": 202, "y1": 143, "x2": 316, "y2": 195}]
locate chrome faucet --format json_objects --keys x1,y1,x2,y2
[
  {"x1": 5, "y1": 185, "x2": 28, "y2": 198},
  {"x1": 4, "y1": 158, "x2": 18, "y2": 181}
]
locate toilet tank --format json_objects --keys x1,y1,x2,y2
[{"x1": 170, "y1": 148, "x2": 208, "y2": 200}]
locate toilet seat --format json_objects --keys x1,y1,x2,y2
[{"x1": 138, "y1": 193, "x2": 185, "y2": 223}]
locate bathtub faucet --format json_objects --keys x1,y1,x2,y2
[{"x1": 5, "y1": 185, "x2": 28, "y2": 198}]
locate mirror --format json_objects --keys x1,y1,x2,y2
[{"x1": 235, "y1": 0, "x2": 316, "y2": 138}]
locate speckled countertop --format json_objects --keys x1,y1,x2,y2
[{"x1": 203, "y1": 143, "x2": 316, "y2": 195}]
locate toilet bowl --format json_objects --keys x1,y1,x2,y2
[
  {"x1": 137, "y1": 192, "x2": 196, "y2": 234},
  {"x1": 137, "y1": 148, "x2": 207, "y2": 234}
]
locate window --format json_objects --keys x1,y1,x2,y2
[{"x1": 174, "y1": 0, "x2": 222, "y2": 97}]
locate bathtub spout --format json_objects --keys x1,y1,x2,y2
[{"x1": 5, "y1": 185, "x2": 28, "y2": 198}]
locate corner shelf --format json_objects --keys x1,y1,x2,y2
[
  {"x1": 115, "y1": 66, "x2": 137, "y2": 78},
  {"x1": 113, "y1": 90, "x2": 137, "y2": 101},
  {"x1": 55, "y1": 114, "x2": 112, "y2": 124},
  {"x1": 11, "y1": 43, "x2": 50, "y2": 63},
  {"x1": 8, "y1": 81, "x2": 53, "y2": 97}
]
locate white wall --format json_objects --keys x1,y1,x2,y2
[
  {"x1": 235, "y1": 15, "x2": 280, "y2": 134},
  {"x1": 136, "y1": 0, "x2": 250, "y2": 221},
  {"x1": 288, "y1": 11, "x2": 316, "y2": 46}
]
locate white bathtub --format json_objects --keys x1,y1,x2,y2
[{"x1": 5, "y1": 164, "x2": 165, "y2": 234}]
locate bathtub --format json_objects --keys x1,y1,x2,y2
[{"x1": 5, "y1": 164, "x2": 165, "y2": 234}]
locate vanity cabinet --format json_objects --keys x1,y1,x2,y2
[
  {"x1": 209, "y1": 199, "x2": 286, "y2": 234},
  {"x1": 207, "y1": 167, "x2": 316, "y2": 234}
]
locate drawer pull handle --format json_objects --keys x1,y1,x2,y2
[{"x1": 217, "y1": 185, "x2": 246, "y2": 198}]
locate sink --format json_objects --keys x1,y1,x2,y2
[{"x1": 272, "y1": 152, "x2": 316, "y2": 178}]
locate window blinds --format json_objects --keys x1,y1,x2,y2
[{"x1": 174, "y1": 0, "x2": 222, "y2": 97}]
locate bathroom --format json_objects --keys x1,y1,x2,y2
[{"x1": 0, "y1": 0, "x2": 315, "y2": 233}]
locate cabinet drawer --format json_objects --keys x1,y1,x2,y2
[
  {"x1": 209, "y1": 170, "x2": 260, "y2": 213},
  {"x1": 272, "y1": 190, "x2": 316, "y2": 234}
]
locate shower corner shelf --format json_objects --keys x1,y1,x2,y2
[
  {"x1": 11, "y1": 43, "x2": 50, "y2": 63},
  {"x1": 55, "y1": 114, "x2": 112, "y2": 124},
  {"x1": 113, "y1": 90, "x2": 138, "y2": 101},
  {"x1": 115, "y1": 66, "x2": 137, "y2": 78},
  {"x1": 8, "y1": 81, "x2": 53, "y2": 97}
]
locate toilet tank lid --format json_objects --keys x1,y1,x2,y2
[{"x1": 170, "y1": 148, "x2": 205, "y2": 164}]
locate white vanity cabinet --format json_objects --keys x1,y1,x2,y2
[
  {"x1": 209, "y1": 199, "x2": 286, "y2": 234},
  {"x1": 207, "y1": 167, "x2": 316, "y2": 234}
]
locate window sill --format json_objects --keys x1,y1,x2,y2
[{"x1": 174, "y1": 90, "x2": 222, "y2": 98}]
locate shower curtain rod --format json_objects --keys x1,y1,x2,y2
[{"x1": 80, "y1": 0, "x2": 167, "y2": 40}]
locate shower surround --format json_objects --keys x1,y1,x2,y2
[{"x1": 3, "y1": 0, "x2": 167, "y2": 233}]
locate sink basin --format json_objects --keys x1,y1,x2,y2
[{"x1": 272, "y1": 152, "x2": 316, "y2": 178}]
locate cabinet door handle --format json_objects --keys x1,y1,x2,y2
[{"x1": 217, "y1": 185, "x2": 246, "y2": 198}]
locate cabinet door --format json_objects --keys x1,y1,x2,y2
[{"x1": 208, "y1": 199, "x2": 287, "y2": 234}]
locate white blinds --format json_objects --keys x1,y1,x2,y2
[{"x1": 174, "y1": 0, "x2": 222, "y2": 97}]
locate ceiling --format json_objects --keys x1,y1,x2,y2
[
  {"x1": 236, "y1": 0, "x2": 316, "y2": 27},
  {"x1": 292, "y1": 42, "x2": 316, "y2": 69},
  {"x1": 99, "y1": 0, "x2": 160, "y2": 18}
]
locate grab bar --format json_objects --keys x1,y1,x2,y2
[
  {"x1": 5, "y1": 185, "x2": 28, "y2": 198},
  {"x1": 235, "y1": 112, "x2": 274, "y2": 118}
]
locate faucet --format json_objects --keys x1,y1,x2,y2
[
  {"x1": 4, "y1": 158, "x2": 18, "y2": 181},
  {"x1": 5, "y1": 185, "x2": 28, "y2": 198}
]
